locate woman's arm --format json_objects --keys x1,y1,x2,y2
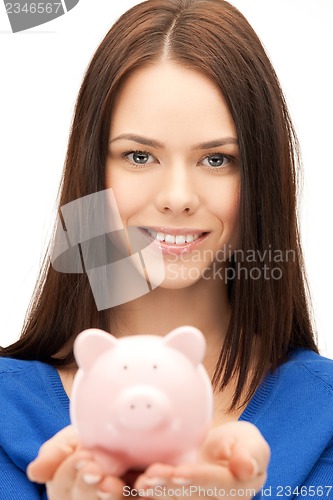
[
  {"x1": 300, "y1": 437, "x2": 333, "y2": 497},
  {"x1": 0, "y1": 446, "x2": 47, "y2": 500}
]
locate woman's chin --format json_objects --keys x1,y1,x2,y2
[{"x1": 152, "y1": 264, "x2": 208, "y2": 289}]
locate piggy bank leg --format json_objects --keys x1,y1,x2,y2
[{"x1": 92, "y1": 448, "x2": 128, "y2": 476}]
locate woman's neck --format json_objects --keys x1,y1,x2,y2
[
  {"x1": 110, "y1": 274, "x2": 231, "y2": 378},
  {"x1": 111, "y1": 275, "x2": 229, "y2": 335}
]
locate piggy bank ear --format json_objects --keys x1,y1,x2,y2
[
  {"x1": 73, "y1": 328, "x2": 117, "y2": 371},
  {"x1": 163, "y1": 326, "x2": 206, "y2": 366}
]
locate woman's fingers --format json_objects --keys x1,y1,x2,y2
[
  {"x1": 201, "y1": 421, "x2": 270, "y2": 481},
  {"x1": 46, "y1": 449, "x2": 100, "y2": 499},
  {"x1": 27, "y1": 425, "x2": 80, "y2": 483},
  {"x1": 44, "y1": 448, "x2": 124, "y2": 500},
  {"x1": 136, "y1": 460, "x2": 253, "y2": 487},
  {"x1": 27, "y1": 421, "x2": 269, "y2": 500},
  {"x1": 135, "y1": 461, "x2": 263, "y2": 499},
  {"x1": 73, "y1": 461, "x2": 126, "y2": 500},
  {"x1": 134, "y1": 422, "x2": 270, "y2": 499},
  {"x1": 26, "y1": 425, "x2": 126, "y2": 500},
  {"x1": 96, "y1": 475, "x2": 126, "y2": 500},
  {"x1": 31, "y1": 448, "x2": 125, "y2": 500}
]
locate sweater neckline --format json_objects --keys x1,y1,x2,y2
[
  {"x1": 239, "y1": 370, "x2": 278, "y2": 422},
  {"x1": 36, "y1": 361, "x2": 70, "y2": 417},
  {"x1": 38, "y1": 357, "x2": 280, "y2": 424},
  {"x1": 239, "y1": 348, "x2": 304, "y2": 421}
]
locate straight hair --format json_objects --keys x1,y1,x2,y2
[{"x1": 1, "y1": 0, "x2": 317, "y2": 411}]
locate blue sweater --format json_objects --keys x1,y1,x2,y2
[{"x1": 0, "y1": 348, "x2": 333, "y2": 499}]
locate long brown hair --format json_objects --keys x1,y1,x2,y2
[{"x1": 1, "y1": 0, "x2": 317, "y2": 410}]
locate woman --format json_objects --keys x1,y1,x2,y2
[{"x1": 1, "y1": 0, "x2": 332, "y2": 498}]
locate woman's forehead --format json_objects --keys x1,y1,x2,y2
[{"x1": 110, "y1": 61, "x2": 238, "y2": 145}]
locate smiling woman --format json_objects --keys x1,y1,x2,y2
[
  {"x1": 106, "y1": 62, "x2": 240, "y2": 287},
  {"x1": 0, "y1": 0, "x2": 333, "y2": 499}
]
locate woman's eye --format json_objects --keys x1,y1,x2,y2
[
  {"x1": 124, "y1": 151, "x2": 154, "y2": 165},
  {"x1": 202, "y1": 153, "x2": 231, "y2": 168}
]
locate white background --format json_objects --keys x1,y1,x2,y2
[{"x1": 0, "y1": 0, "x2": 332, "y2": 357}]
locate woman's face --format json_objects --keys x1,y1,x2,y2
[{"x1": 106, "y1": 61, "x2": 240, "y2": 288}]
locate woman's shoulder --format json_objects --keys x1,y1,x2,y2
[
  {"x1": 0, "y1": 356, "x2": 68, "y2": 411},
  {"x1": 282, "y1": 348, "x2": 333, "y2": 393},
  {"x1": 250, "y1": 349, "x2": 333, "y2": 490},
  {"x1": 0, "y1": 357, "x2": 70, "y2": 484},
  {"x1": 0, "y1": 356, "x2": 50, "y2": 384},
  {"x1": 0, "y1": 357, "x2": 52, "y2": 402},
  {"x1": 243, "y1": 348, "x2": 333, "y2": 424},
  {"x1": 0, "y1": 356, "x2": 70, "y2": 434},
  {"x1": 0, "y1": 356, "x2": 39, "y2": 374}
]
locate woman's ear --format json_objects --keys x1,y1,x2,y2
[
  {"x1": 163, "y1": 326, "x2": 206, "y2": 366},
  {"x1": 73, "y1": 328, "x2": 117, "y2": 371}
]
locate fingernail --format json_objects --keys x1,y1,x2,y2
[
  {"x1": 144, "y1": 477, "x2": 166, "y2": 487},
  {"x1": 97, "y1": 492, "x2": 113, "y2": 499},
  {"x1": 82, "y1": 473, "x2": 102, "y2": 485},
  {"x1": 171, "y1": 477, "x2": 191, "y2": 485}
]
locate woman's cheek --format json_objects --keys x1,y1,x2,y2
[
  {"x1": 212, "y1": 176, "x2": 240, "y2": 247},
  {"x1": 106, "y1": 171, "x2": 148, "y2": 225}
]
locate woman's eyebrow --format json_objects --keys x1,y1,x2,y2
[
  {"x1": 109, "y1": 134, "x2": 163, "y2": 148},
  {"x1": 192, "y1": 137, "x2": 238, "y2": 150},
  {"x1": 109, "y1": 134, "x2": 238, "y2": 150}
]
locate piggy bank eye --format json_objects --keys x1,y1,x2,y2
[
  {"x1": 153, "y1": 365, "x2": 158, "y2": 369},
  {"x1": 123, "y1": 365, "x2": 128, "y2": 370}
]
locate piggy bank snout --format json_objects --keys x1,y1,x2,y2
[{"x1": 114, "y1": 385, "x2": 171, "y2": 430}]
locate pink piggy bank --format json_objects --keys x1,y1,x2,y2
[{"x1": 70, "y1": 326, "x2": 214, "y2": 475}]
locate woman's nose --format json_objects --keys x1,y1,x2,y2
[{"x1": 155, "y1": 163, "x2": 200, "y2": 215}]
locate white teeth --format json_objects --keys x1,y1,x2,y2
[
  {"x1": 175, "y1": 235, "x2": 186, "y2": 245},
  {"x1": 156, "y1": 232, "x2": 165, "y2": 241},
  {"x1": 147, "y1": 229, "x2": 203, "y2": 245},
  {"x1": 165, "y1": 234, "x2": 176, "y2": 244}
]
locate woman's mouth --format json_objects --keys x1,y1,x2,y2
[{"x1": 139, "y1": 227, "x2": 209, "y2": 253}]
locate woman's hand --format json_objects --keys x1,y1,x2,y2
[
  {"x1": 26, "y1": 425, "x2": 124, "y2": 500},
  {"x1": 133, "y1": 421, "x2": 270, "y2": 500},
  {"x1": 27, "y1": 421, "x2": 270, "y2": 500}
]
